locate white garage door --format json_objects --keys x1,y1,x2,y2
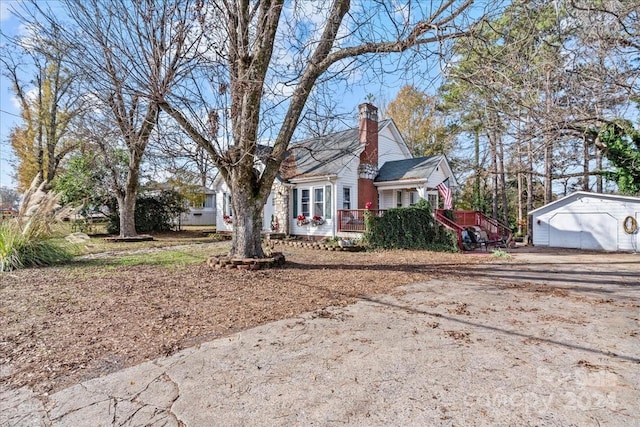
[{"x1": 549, "y1": 213, "x2": 618, "y2": 251}]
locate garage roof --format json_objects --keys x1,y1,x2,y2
[{"x1": 529, "y1": 191, "x2": 640, "y2": 215}]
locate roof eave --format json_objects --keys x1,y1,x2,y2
[
  {"x1": 288, "y1": 174, "x2": 338, "y2": 184},
  {"x1": 374, "y1": 178, "x2": 427, "y2": 188}
]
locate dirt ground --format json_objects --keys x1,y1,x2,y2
[
  {"x1": 1, "y1": 242, "x2": 639, "y2": 425},
  {"x1": 0, "y1": 242, "x2": 480, "y2": 395}
]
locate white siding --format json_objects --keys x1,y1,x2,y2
[
  {"x1": 532, "y1": 193, "x2": 640, "y2": 252},
  {"x1": 378, "y1": 126, "x2": 410, "y2": 164},
  {"x1": 337, "y1": 156, "x2": 359, "y2": 211},
  {"x1": 379, "y1": 189, "x2": 395, "y2": 209},
  {"x1": 426, "y1": 160, "x2": 447, "y2": 188},
  {"x1": 180, "y1": 210, "x2": 216, "y2": 226},
  {"x1": 214, "y1": 183, "x2": 233, "y2": 232}
]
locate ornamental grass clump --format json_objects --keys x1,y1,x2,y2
[
  {"x1": 0, "y1": 175, "x2": 74, "y2": 272},
  {"x1": 0, "y1": 219, "x2": 73, "y2": 272}
]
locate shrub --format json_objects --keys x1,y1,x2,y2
[
  {"x1": 364, "y1": 199, "x2": 458, "y2": 252},
  {"x1": 106, "y1": 190, "x2": 189, "y2": 234},
  {"x1": 0, "y1": 219, "x2": 73, "y2": 272}
]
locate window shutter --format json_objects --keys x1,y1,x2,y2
[{"x1": 293, "y1": 189, "x2": 298, "y2": 218}]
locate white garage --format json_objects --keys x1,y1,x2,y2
[{"x1": 530, "y1": 191, "x2": 640, "y2": 252}]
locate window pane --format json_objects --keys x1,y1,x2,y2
[
  {"x1": 314, "y1": 188, "x2": 323, "y2": 217},
  {"x1": 343, "y1": 187, "x2": 351, "y2": 209},
  {"x1": 325, "y1": 185, "x2": 332, "y2": 218},
  {"x1": 301, "y1": 189, "x2": 310, "y2": 217},
  {"x1": 396, "y1": 191, "x2": 402, "y2": 207},
  {"x1": 204, "y1": 194, "x2": 213, "y2": 208}
]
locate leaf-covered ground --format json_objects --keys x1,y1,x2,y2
[{"x1": 1, "y1": 241, "x2": 483, "y2": 394}]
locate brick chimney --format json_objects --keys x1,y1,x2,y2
[{"x1": 357, "y1": 103, "x2": 379, "y2": 210}]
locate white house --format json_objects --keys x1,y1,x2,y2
[
  {"x1": 213, "y1": 103, "x2": 458, "y2": 238},
  {"x1": 530, "y1": 191, "x2": 640, "y2": 252},
  {"x1": 179, "y1": 186, "x2": 216, "y2": 227}
]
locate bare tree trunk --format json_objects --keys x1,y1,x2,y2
[
  {"x1": 596, "y1": 146, "x2": 603, "y2": 192},
  {"x1": 583, "y1": 135, "x2": 590, "y2": 191},
  {"x1": 544, "y1": 137, "x2": 553, "y2": 203},
  {"x1": 489, "y1": 130, "x2": 498, "y2": 220},
  {"x1": 473, "y1": 128, "x2": 481, "y2": 211},
  {"x1": 497, "y1": 132, "x2": 509, "y2": 225},
  {"x1": 544, "y1": 70, "x2": 553, "y2": 204},
  {"x1": 516, "y1": 120, "x2": 523, "y2": 236},
  {"x1": 526, "y1": 125, "x2": 534, "y2": 243},
  {"x1": 119, "y1": 192, "x2": 137, "y2": 237}
]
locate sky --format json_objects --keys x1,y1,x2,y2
[
  {"x1": 0, "y1": 1, "x2": 458, "y2": 191},
  {"x1": 0, "y1": 0, "x2": 21, "y2": 189}
]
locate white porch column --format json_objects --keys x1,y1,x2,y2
[{"x1": 417, "y1": 186, "x2": 426, "y2": 199}]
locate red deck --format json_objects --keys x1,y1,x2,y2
[{"x1": 434, "y1": 209, "x2": 512, "y2": 251}]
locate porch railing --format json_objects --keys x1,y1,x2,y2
[
  {"x1": 337, "y1": 209, "x2": 385, "y2": 232},
  {"x1": 435, "y1": 209, "x2": 512, "y2": 247}
]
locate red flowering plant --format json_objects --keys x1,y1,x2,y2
[
  {"x1": 311, "y1": 215, "x2": 325, "y2": 226},
  {"x1": 296, "y1": 214, "x2": 309, "y2": 226},
  {"x1": 365, "y1": 201, "x2": 373, "y2": 210},
  {"x1": 222, "y1": 214, "x2": 233, "y2": 225}
]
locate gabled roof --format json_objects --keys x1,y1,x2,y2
[
  {"x1": 283, "y1": 120, "x2": 393, "y2": 180},
  {"x1": 375, "y1": 155, "x2": 444, "y2": 183},
  {"x1": 529, "y1": 191, "x2": 640, "y2": 215}
]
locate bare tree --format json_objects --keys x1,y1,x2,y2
[
  {"x1": 159, "y1": 0, "x2": 491, "y2": 258},
  {"x1": 23, "y1": 0, "x2": 202, "y2": 237},
  {"x1": 1, "y1": 23, "x2": 82, "y2": 192}
]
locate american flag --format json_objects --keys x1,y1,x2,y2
[{"x1": 437, "y1": 181, "x2": 452, "y2": 209}]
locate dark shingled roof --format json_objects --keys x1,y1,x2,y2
[
  {"x1": 283, "y1": 120, "x2": 392, "y2": 180},
  {"x1": 374, "y1": 155, "x2": 443, "y2": 183}
]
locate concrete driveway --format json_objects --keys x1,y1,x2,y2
[{"x1": 2, "y1": 249, "x2": 639, "y2": 426}]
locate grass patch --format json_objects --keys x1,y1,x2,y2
[
  {"x1": 491, "y1": 249, "x2": 512, "y2": 259},
  {"x1": 76, "y1": 245, "x2": 228, "y2": 270}
]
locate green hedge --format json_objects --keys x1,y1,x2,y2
[
  {"x1": 364, "y1": 199, "x2": 458, "y2": 251},
  {"x1": 107, "y1": 190, "x2": 188, "y2": 234}
]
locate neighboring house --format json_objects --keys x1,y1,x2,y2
[
  {"x1": 213, "y1": 103, "x2": 457, "y2": 238},
  {"x1": 530, "y1": 191, "x2": 640, "y2": 252},
  {"x1": 179, "y1": 186, "x2": 216, "y2": 227}
]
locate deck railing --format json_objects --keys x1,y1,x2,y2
[
  {"x1": 337, "y1": 209, "x2": 385, "y2": 232},
  {"x1": 435, "y1": 209, "x2": 512, "y2": 248}
]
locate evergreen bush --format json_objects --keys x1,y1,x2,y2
[
  {"x1": 364, "y1": 199, "x2": 458, "y2": 252},
  {"x1": 106, "y1": 190, "x2": 188, "y2": 234}
]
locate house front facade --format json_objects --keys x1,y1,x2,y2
[{"x1": 214, "y1": 103, "x2": 457, "y2": 238}]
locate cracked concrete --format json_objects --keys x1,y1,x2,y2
[{"x1": 2, "y1": 251, "x2": 639, "y2": 426}]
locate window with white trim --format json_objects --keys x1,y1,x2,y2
[
  {"x1": 343, "y1": 186, "x2": 351, "y2": 209},
  {"x1": 396, "y1": 191, "x2": 403, "y2": 207},
  {"x1": 295, "y1": 186, "x2": 332, "y2": 221},
  {"x1": 314, "y1": 188, "x2": 324, "y2": 217},
  {"x1": 324, "y1": 185, "x2": 332, "y2": 218},
  {"x1": 301, "y1": 189, "x2": 310, "y2": 217}
]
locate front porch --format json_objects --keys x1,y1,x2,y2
[{"x1": 337, "y1": 209, "x2": 385, "y2": 232}]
